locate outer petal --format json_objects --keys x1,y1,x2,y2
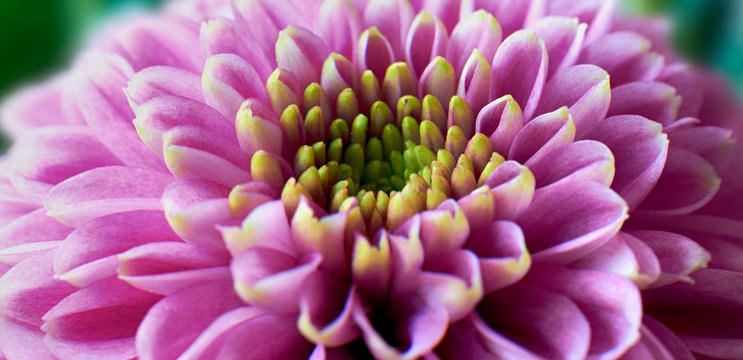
[
  {"x1": 628, "y1": 230, "x2": 710, "y2": 288},
  {"x1": 125, "y1": 66, "x2": 203, "y2": 111},
  {"x1": 518, "y1": 180, "x2": 628, "y2": 264},
  {"x1": 508, "y1": 107, "x2": 575, "y2": 168},
  {"x1": 466, "y1": 220, "x2": 532, "y2": 293},
  {"x1": 362, "y1": 0, "x2": 414, "y2": 60},
  {"x1": 276, "y1": 26, "x2": 330, "y2": 90},
  {"x1": 484, "y1": 161, "x2": 535, "y2": 221},
  {"x1": 315, "y1": 0, "x2": 362, "y2": 60},
  {"x1": 607, "y1": 81, "x2": 681, "y2": 126},
  {"x1": 446, "y1": 10, "x2": 501, "y2": 76},
  {"x1": 527, "y1": 140, "x2": 614, "y2": 188},
  {"x1": 528, "y1": 16, "x2": 586, "y2": 78},
  {"x1": 202, "y1": 53, "x2": 267, "y2": 121},
  {"x1": 406, "y1": 11, "x2": 449, "y2": 78},
  {"x1": 475, "y1": 95, "x2": 523, "y2": 156},
  {"x1": 490, "y1": 30, "x2": 548, "y2": 121},
  {"x1": 0, "y1": 317, "x2": 57, "y2": 360}
]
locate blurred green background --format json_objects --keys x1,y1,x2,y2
[{"x1": 0, "y1": 0, "x2": 741, "y2": 153}]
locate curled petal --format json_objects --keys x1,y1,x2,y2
[
  {"x1": 446, "y1": 10, "x2": 501, "y2": 76},
  {"x1": 362, "y1": 0, "x2": 414, "y2": 60},
  {"x1": 490, "y1": 30, "x2": 548, "y2": 121},
  {"x1": 292, "y1": 198, "x2": 348, "y2": 275},
  {"x1": 437, "y1": 314, "x2": 541, "y2": 359},
  {"x1": 112, "y1": 18, "x2": 202, "y2": 72},
  {"x1": 518, "y1": 180, "x2": 628, "y2": 264},
  {"x1": 0, "y1": 317, "x2": 57, "y2": 360},
  {"x1": 0, "y1": 208, "x2": 72, "y2": 253},
  {"x1": 622, "y1": 316, "x2": 695, "y2": 360},
  {"x1": 276, "y1": 26, "x2": 330, "y2": 90},
  {"x1": 232, "y1": 248, "x2": 321, "y2": 313},
  {"x1": 628, "y1": 230, "x2": 710, "y2": 288},
  {"x1": 527, "y1": 140, "x2": 615, "y2": 188},
  {"x1": 581, "y1": 115, "x2": 669, "y2": 209},
  {"x1": 548, "y1": 0, "x2": 616, "y2": 44},
  {"x1": 406, "y1": 11, "x2": 449, "y2": 77},
  {"x1": 579, "y1": 32, "x2": 662, "y2": 86},
  {"x1": 202, "y1": 54, "x2": 267, "y2": 121},
  {"x1": 162, "y1": 179, "x2": 234, "y2": 250},
  {"x1": 298, "y1": 273, "x2": 360, "y2": 347},
  {"x1": 390, "y1": 216, "x2": 424, "y2": 299},
  {"x1": 467, "y1": 220, "x2": 531, "y2": 293},
  {"x1": 509, "y1": 107, "x2": 575, "y2": 167},
  {"x1": 536, "y1": 64, "x2": 611, "y2": 133},
  {"x1": 220, "y1": 200, "x2": 295, "y2": 256},
  {"x1": 0, "y1": 77, "x2": 81, "y2": 138},
  {"x1": 455, "y1": 186, "x2": 496, "y2": 230},
  {"x1": 357, "y1": 27, "x2": 395, "y2": 81},
  {"x1": 125, "y1": 66, "x2": 203, "y2": 112},
  {"x1": 484, "y1": 161, "x2": 535, "y2": 221},
  {"x1": 200, "y1": 17, "x2": 274, "y2": 80},
  {"x1": 419, "y1": 249, "x2": 484, "y2": 321},
  {"x1": 315, "y1": 0, "x2": 362, "y2": 60},
  {"x1": 45, "y1": 166, "x2": 174, "y2": 227},
  {"x1": 418, "y1": 200, "x2": 469, "y2": 257},
  {"x1": 457, "y1": 49, "x2": 491, "y2": 114},
  {"x1": 528, "y1": 16, "x2": 586, "y2": 78},
  {"x1": 475, "y1": 95, "x2": 523, "y2": 156},
  {"x1": 352, "y1": 232, "x2": 392, "y2": 303}
]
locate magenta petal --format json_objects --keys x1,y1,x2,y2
[
  {"x1": 628, "y1": 230, "x2": 710, "y2": 288},
  {"x1": 135, "y1": 280, "x2": 242, "y2": 360},
  {"x1": 457, "y1": 49, "x2": 491, "y2": 114},
  {"x1": 315, "y1": 0, "x2": 362, "y2": 60},
  {"x1": 42, "y1": 277, "x2": 161, "y2": 341},
  {"x1": 622, "y1": 316, "x2": 695, "y2": 360},
  {"x1": 526, "y1": 264, "x2": 643, "y2": 359},
  {"x1": 419, "y1": 249, "x2": 484, "y2": 321},
  {"x1": 478, "y1": 281, "x2": 591, "y2": 360},
  {"x1": 179, "y1": 306, "x2": 312, "y2": 360},
  {"x1": 490, "y1": 0, "x2": 545, "y2": 37},
  {"x1": 0, "y1": 78, "x2": 80, "y2": 138},
  {"x1": 519, "y1": 180, "x2": 628, "y2": 264},
  {"x1": 607, "y1": 81, "x2": 681, "y2": 126},
  {"x1": 0, "y1": 208, "x2": 72, "y2": 252},
  {"x1": 44, "y1": 166, "x2": 174, "y2": 227},
  {"x1": 528, "y1": 16, "x2": 586, "y2": 78},
  {"x1": 484, "y1": 161, "x2": 535, "y2": 221},
  {"x1": 490, "y1": 30, "x2": 548, "y2": 121},
  {"x1": 125, "y1": 66, "x2": 203, "y2": 111},
  {"x1": 232, "y1": 248, "x2": 321, "y2": 313},
  {"x1": 352, "y1": 298, "x2": 449, "y2": 360},
  {"x1": 9, "y1": 126, "x2": 123, "y2": 186},
  {"x1": 446, "y1": 10, "x2": 501, "y2": 76},
  {"x1": 43, "y1": 335, "x2": 136, "y2": 360},
  {"x1": 438, "y1": 315, "x2": 542, "y2": 359},
  {"x1": 291, "y1": 198, "x2": 348, "y2": 275},
  {"x1": 54, "y1": 210, "x2": 178, "y2": 286},
  {"x1": 579, "y1": 32, "x2": 663, "y2": 86},
  {"x1": 475, "y1": 95, "x2": 524, "y2": 156},
  {"x1": 357, "y1": 27, "x2": 396, "y2": 80},
  {"x1": 389, "y1": 216, "x2": 424, "y2": 299},
  {"x1": 162, "y1": 179, "x2": 234, "y2": 250},
  {"x1": 72, "y1": 53, "x2": 166, "y2": 171},
  {"x1": 362, "y1": 0, "x2": 414, "y2": 60},
  {"x1": 122, "y1": 267, "x2": 232, "y2": 297},
  {"x1": 200, "y1": 17, "x2": 274, "y2": 80},
  {"x1": 640, "y1": 147, "x2": 721, "y2": 215},
  {"x1": 467, "y1": 220, "x2": 531, "y2": 293},
  {"x1": 406, "y1": 11, "x2": 449, "y2": 78},
  {"x1": 202, "y1": 53, "x2": 267, "y2": 121},
  {"x1": 351, "y1": 232, "x2": 392, "y2": 303},
  {"x1": 0, "y1": 317, "x2": 57, "y2": 360},
  {"x1": 527, "y1": 140, "x2": 614, "y2": 188},
  {"x1": 508, "y1": 107, "x2": 575, "y2": 168},
  {"x1": 536, "y1": 64, "x2": 611, "y2": 133},
  {"x1": 581, "y1": 115, "x2": 669, "y2": 209},
  {"x1": 548, "y1": 0, "x2": 615, "y2": 44},
  {"x1": 118, "y1": 241, "x2": 229, "y2": 276},
  {"x1": 298, "y1": 273, "x2": 360, "y2": 346},
  {"x1": 276, "y1": 26, "x2": 330, "y2": 90},
  {"x1": 659, "y1": 64, "x2": 703, "y2": 118},
  {"x1": 220, "y1": 200, "x2": 296, "y2": 257},
  {"x1": 231, "y1": 0, "x2": 280, "y2": 62},
  {"x1": 418, "y1": 201, "x2": 470, "y2": 257},
  {"x1": 112, "y1": 18, "x2": 202, "y2": 72},
  {"x1": 0, "y1": 252, "x2": 76, "y2": 326},
  {"x1": 0, "y1": 241, "x2": 60, "y2": 267}
]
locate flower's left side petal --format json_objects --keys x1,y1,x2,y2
[
  {"x1": 0, "y1": 316, "x2": 57, "y2": 360},
  {"x1": 202, "y1": 53, "x2": 267, "y2": 121}
]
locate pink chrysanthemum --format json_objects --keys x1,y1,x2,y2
[{"x1": 1, "y1": 0, "x2": 742, "y2": 359}]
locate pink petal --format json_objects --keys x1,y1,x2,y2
[
  {"x1": 419, "y1": 249, "x2": 484, "y2": 321},
  {"x1": 220, "y1": 200, "x2": 295, "y2": 257},
  {"x1": 0, "y1": 317, "x2": 57, "y2": 360},
  {"x1": 621, "y1": 317, "x2": 694, "y2": 360},
  {"x1": 527, "y1": 140, "x2": 614, "y2": 188},
  {"x1": 455, "y1": 186, "x2": 497, "y2": 229},
  {"x1": 406, "y1": 11, "x2": 449, "y2": 78},
  {"x1": 389, "y1": 216, "x2": 425, "y2": 299},
  {"x1": 135, "y1": 280, "x2": 243, "y2": 360},
  {"x1": 44, "y1": 166, "x2": 174, "y2": 227},
  {"x1": 315, "y1": 0, "x2": 362, "y2": 60},
  {"x1": 518, "y1": 180, "x2": 628, "y2": 264},
  {"x1": 607, "y1": 81, "x2": 681, "y2": 126},
  {"x1": 42, "y1": 277, "x2": 161, "y2": 341},
  {"x1": 8, "y1": 126, "x2": 123, "y2": 186},
  {"x1": 125, "y1": 66, "x2": 203, "y2": 111},
  {"x1": 118, "y1": 241, "x2": 229, "y2": 276},
  {"x1": 658, "y1": 64, "x2": 703, "y2": 118},
  {"x1": 466, "y1": 220, "x2": 531, "y2": 293},
  {"x1": 418, "y1": 201, "x2": 470, "y2": 257},
  {"x1": 298, "y1": 273, "x2": 360, "y2": 346},
  {"x1": 528, "y1": 16, "x2": 586, "y2": 79},
  {"x1": 0, "y1": 252, "x2": 76, "y2": 326},
  {"x1": 0, "y1": 241, "x2": 60, "y2": 267},
  {"x1": 54, "y1": 210, "x2": 179, "y2": 286},
  {"x1": 43, "y1": 335, "x2": 136, "y2": 360},
  {"x1": 357, "y1": 27, "x2": 396, "y2": 81},
  {"x1": 0, "y1": 77, "x2": 81, "y2": 138},
  {"x1": 526, "y1": 264, "x2": 643, "y2": 359},
  {"x1": 508, "y1": 107, "x2": 575, "y2": 168},
  {"x1": 548, "y1": 0, "x2": 616, "y2": 44},
  {"x1": 628, "y1": 230, "x2": 710, "y2": 288},
  {"x1": 0, "y1": 208, "x2": 72, "y2": 251},
  {"x1": 410, "y1": 0, "x2": 464, "y2": 33},
  {"x1": 490, "y1": 30, "x2": 548, "y2": 121},
  {"x1": 111, "y1": 18, "x2": 203, "y2": 72},
  {"x1": 640, "y1": 147, "x2": 721, "y2": 215},
  {"x1": 579, "y1": 32, "x2": 663, "y2": 86},
  {"x1": 161, "y1": 179, "x2": 234, "y2": 251},
  {"x1": 232, "y1": 248, "x2": 321, "y2": 313},
  {"x1": 490, "y1": 0, "x2": 545, "y2": 37},
  {"x1": 121, "y1": 266, "x2": 231, "y2": 297},
  {"x1": 457, "y1": 49, "x2": 491, "y2": 114},
  {"x1": 438, "y1": 315, "x2": 542, "y2": 359},
  {"x1": 276, "y1": 26, "x2": 330, "y2": 90},
  {"x1": 446, "y1": 10, "x2": 501, "y2": 76},
  {"x1": 179, "y1": 306, "x2": 312, "y2": 360},
  {"x1": 231, "y1": 0, "x2": 280, "y2": 62},
  {"x1": 475, "y1": 95, "x2": 523, "y2": 156},
  {"x1": 536, "y1": 64, "x2": 611, "y2": 133},
  {"x1": 291, "y1": 198, "x2": 348, "y2": 275},
  {"x1": 72, "y1": 53, "x2": 166, "y2": 171},
  {"x1": 199, "y1": 17, "x2": 274, "y2": 80},
  {"x1": 581, "y1": 115, "x2": 669, "y2": 209},
  {"x1": 362, "y1": 0, "x2": 414, "y2": 60},
  {"x1": 484, "y1": 161, "x2": 535, "y2": 221},
  {"x1": 202, "y1": 53, "x2": 267, "y2": 121},
  {"x1": 351, "y1": 232, "x2": 392, "y2": 303}
]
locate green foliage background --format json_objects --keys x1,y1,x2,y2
[{"x1": 0, "y1": 0, "x2": 741, "y2": 153}]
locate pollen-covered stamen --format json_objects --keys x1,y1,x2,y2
[{"x1": 265, "y1": 52, "x2": 506, "y2": 234}]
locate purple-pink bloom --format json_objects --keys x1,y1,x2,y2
[{"x1": 0, "y1": 0, "x2": 742, "y2": 359}]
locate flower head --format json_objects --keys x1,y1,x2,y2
[{"x1": 1, "y1": 0, "x2": 742, "y2": 359}]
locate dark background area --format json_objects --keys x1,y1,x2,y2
[{"x1": 0, "y1": 0, "x2": 741, "y2": 153}]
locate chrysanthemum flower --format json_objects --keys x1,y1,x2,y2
[{"x1": 1, "y1": 0, "x2": 742, "y2": 359}]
